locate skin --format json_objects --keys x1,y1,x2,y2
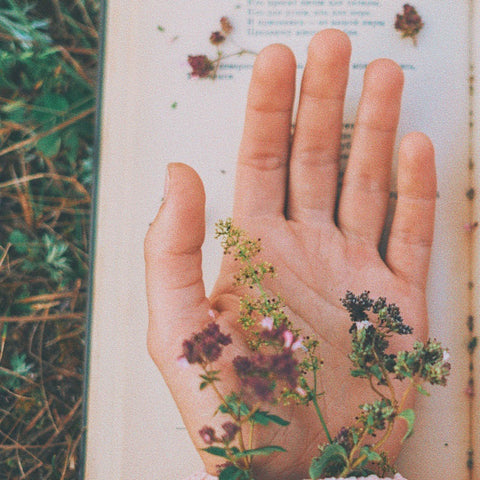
[{"x1": 144, "y1": 30, "x2": 436, "y2": 479}]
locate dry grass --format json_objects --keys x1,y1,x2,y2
[{"x1": 0, "y1": 1, "x2": 99, "y2": 477}]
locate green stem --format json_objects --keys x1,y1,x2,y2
[{"x1": 312, "y1": 365, "x2": 333, "y2": 444}]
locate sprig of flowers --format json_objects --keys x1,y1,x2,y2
[
  {"x1": 187, "y1": 17, "x2": 256, "y2": 79},
  {"x1": 395, "y1": 4, "x2": 424, "y2": 46},
  {"x1": 309, "y1": 292, "x2": 450, "y2": 479},
  {"x1": 179, "y1": 219, "x2": 450, "y2": 479}
]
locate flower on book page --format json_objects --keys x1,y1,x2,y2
[
  {"x1": 188, "y1": 55, "x2": 215, "y2": 79},
  {"x1": 395, "y1": 4, "x2": 424, "y2": 45}
]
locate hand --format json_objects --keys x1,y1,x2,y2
[{"x1": 144, "y1": 29, "x2": 436, "y2": 479}]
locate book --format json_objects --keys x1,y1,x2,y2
[{"x1": 85, "y1": 1, "x2": 477, "y2": 479}]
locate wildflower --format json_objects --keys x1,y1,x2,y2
[
  {"x1": 220, "y1": 16, "x2": 233, "y2": 35},
  {"x1": 247, "y1": 376, "x2": 274, "y2": 401},
  {"x1": 442, "y1": 350, "x2": 451, "y2": 363},
  {"x1": 355, "y1": 320, "x2": 372, "y2": 331},
  {"x1": 395, "y1": 4, "x2": 424, "y2": 44},
  {"x1": 182, "y1": 322, "x2": 232, "y2": 364},
  {"x1": 283, "y1": 330, "x2": 294, "y2": 348},
  {"x1": 177, "y1": 356, "x2": 190, "y2": 369},
  {"x1": 261, "y1": 316, "x2": 274, "y2": 331},
  {"x1": 221, "y1": 422, "x2": 240, "y2": 442},
  {"x1": 199, "y1": 426, "x2": 217, "y2": 445},
  {"x1": 291, "y1": 337, "x2": 304, "y2": 351},
  {"x1": 271, "y1": 351, "x2": 300, "y2": 388},
  {"x1": 188, "y1": 55, "x2": 214, "y2": 78},
  {"x1": 210, "y1": 31, "x2": 226, "y2": 45},
  {"x1": 295, "y1": 386, "x2": 307, "y2": 397}
]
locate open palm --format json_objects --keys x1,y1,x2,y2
[{"x1": 145, "y1": 30, "x2": 436, "y2": 479}]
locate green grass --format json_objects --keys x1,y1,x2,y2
[{"x1": 0, "y1": 1, "x2": 99, "y2": 477}]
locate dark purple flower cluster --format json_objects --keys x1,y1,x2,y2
[
  {"x1": 181, "y1": 322, "x2": 232, "y2": 364},
  {"x1": 233, "y1": 351, "x2": 299, "y2": 401},
  {"x1": 188, "y1": 55, "x2": 214, "y2": 78},
  {"x1": 341, "y1": 291, "x2": 373, "y2": 322},
  {"x1": 395, "y1": 4, "x2": 424, "y2": 41},
  {"x1": 199, "y1": 421, "x2": 240, "y2": 445}
]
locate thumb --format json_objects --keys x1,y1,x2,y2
[{"x1": 144, "y1": 162, "x2": 210, "y2": 365}]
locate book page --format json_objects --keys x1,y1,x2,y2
[{"x1": 86, "y1": 1, "x2": 471, "y2": 479}]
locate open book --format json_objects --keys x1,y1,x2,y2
[{"x1": 85, "y1": 1, "x2": 478, "y2": 479}]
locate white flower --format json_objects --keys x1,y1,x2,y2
[
  {"x1": 291, "y1": 338, "x2": 304, "y2": 351},
  {"x1": 443, "y1": 350, "x2": 451, "y2": 363},
  {"x1": 355, "y1": 320, "x2": 372, "y2": 331},
  {"x1": 261, "y1": 316, "x2": 274, "y2": 331},
  {"x1": 177, "y1": 356, "x2": 190, "y2": 369},
  {"x1": 295, "y1": 386, "x2": 307, "y2": 397},
  {"x1": 283, "y1": 330, "x2": 294, "y2": 348}
]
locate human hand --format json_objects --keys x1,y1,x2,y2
[{"x1": 144, "y1": 29, "x2": 436, "y2": 479}]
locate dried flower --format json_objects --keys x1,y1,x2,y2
[
  {"x1": 395, "y1": 4, "x2": 424, "y2": 44},
  {"x1": 210, "y1": 31, "x2": 226, "y2": 45},
  {"x1": 188, "y1": 55, "x2": 214, "y2": 78},
  {"x1": 220, "y1": 16, "x2": 233, "y2": 35}
]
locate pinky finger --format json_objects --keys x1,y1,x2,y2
[{"x1": 386, "y1": 132, "x2": 436, "y2": 288}]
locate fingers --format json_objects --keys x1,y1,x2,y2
[
  {"x1": 288, "y1": 29, "x2": 351, "y2": 224},
  {"x1": 144, "y1": 163, "x2": 211, "y2": 364},
  {"x1": 386, "y1": 132, "x2": 436, "y2": 288},
  {"x1": 338, "y1": 59, "x2": 404, "y2": 244},
  {"x1": 233, "y1": 44, "x2": 296, "y2": 219}
]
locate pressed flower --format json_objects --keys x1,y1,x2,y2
[
  {"x1": 210, "y1": 31, "x2": 226, "y2": 45},
  {"x1": 395, "y1": 4, "x2": 424, "y2": 44},
  {"x1": 220, "y1": 16, "x2": 233, "y2": 35},
  {"x1": 188, "y1": 55, "x2": 214, "y2": 78}
]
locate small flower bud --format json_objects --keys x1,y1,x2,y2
[
  {"x1": 261, "y1": 316, "x2": 274, "y2": 331},
  {"x1": 283, "y1": 330, "x2": 294, "y2": 348}
]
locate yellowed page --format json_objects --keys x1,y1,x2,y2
[{"x1": 86, "y1": 1, "x2": 471, "y2": 479}]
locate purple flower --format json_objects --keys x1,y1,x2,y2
[
  {"x1": 181, "y1": 322, "x2": 232, "y2": 365},
  {"x1": 188, "y1": 55, "x2": 214, "y2": 78},
  {"x1": 395, "y1": 4, "x2": 424, "y2": 42},
  {"x1": 221, "y1": 422, "x2": 240, "y2": 442},
  {"x1": 199, "y1": 426, "x2": 217, "y2": 445}
]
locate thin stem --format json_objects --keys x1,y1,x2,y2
[
  {"x1": 373, "y1": 350, "x2": 397, "y2": 405},
  {"x1": 312, "y1": 365, "x2": 333, "y2": 444},
  {"x1": 368, "y1": 375, "x2": 389, "y2": 401},
  {"x1": 203, "y1": 366, "x2": 251, "y2": 470},
  {"x1": 345, "y1": 427, "x2": 368, "y2": 469},
  {"x1": 398, "y1": 379, "x2": 416, "y2": 413}
]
